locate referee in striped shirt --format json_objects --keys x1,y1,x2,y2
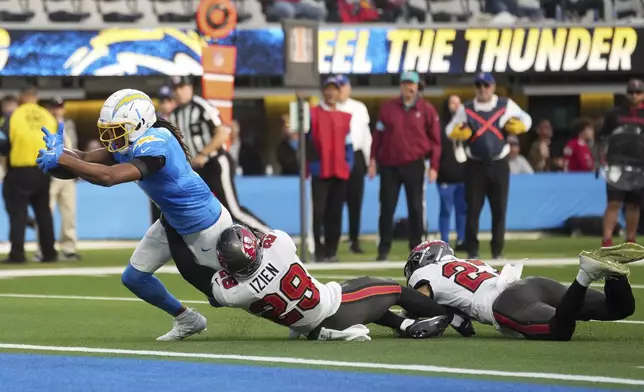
[{"x1": 169, "y1": 76, "x2": 270, "y2": 234}]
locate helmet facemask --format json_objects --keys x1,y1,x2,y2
[{"x1": 98, "y1": 120, "x2": 140, "y2": 153}]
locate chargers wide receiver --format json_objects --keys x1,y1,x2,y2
[
  {"x1": 36, "y1": 89, "x2": 234, "y2": 341},
  {"x1": 404, "y1": 240, "x2": 638, "y2": 340},
  {"x1": 196, "y1": 225, "x2": 450, "y2": 341}
]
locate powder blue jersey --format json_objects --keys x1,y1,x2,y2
[{"x1": 113, "y1": 126, "x2": 222, "y2": 235}]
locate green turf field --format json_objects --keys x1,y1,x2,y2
[{"x1": 0, "y1": 237, "x2": 643, "y2": 390}]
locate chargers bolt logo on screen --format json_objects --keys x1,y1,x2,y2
[{"x1": 0, "y1": 28, "x2": 9, "y2": 72}]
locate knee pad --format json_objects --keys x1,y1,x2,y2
[{"x1": 121, "y1": 264, "x2": 150, "y2": 289}]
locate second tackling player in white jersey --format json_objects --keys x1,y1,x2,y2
[
  {"x1": 407, "y1": 248, "x2": 501, "y2": 326},
  {"x1": 404, "y1": 240, "x2": 639, "y2": 341}
]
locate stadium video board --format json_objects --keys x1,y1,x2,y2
[{"x1": 0, "y1": 26, "x2": 641, "y2": 76}]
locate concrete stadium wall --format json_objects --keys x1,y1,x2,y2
[{"x1": 0, "y1": 173, "x2": 607, "y2": 240}]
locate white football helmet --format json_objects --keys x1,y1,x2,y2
[{"x1": 97, "y1": 89, "x2": 157, "y2": 152}]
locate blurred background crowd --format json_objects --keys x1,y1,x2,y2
[{"x1": 0, "y1": 0, "x2": 642, "y2": 26}]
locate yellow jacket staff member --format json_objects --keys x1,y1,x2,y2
[
  {"x1": 9, "y1": 94, "x2": 57, "y2": 166},
  {"x1": 2, "y1": 86, "x2": 58, "y2": 264}
]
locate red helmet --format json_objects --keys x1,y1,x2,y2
[
  {"x1": 216, "y1": 224, "x2": 261, "y2": 278},
  {"x1": 404, "y1": 240, "x2": 454, "y2": 281}
]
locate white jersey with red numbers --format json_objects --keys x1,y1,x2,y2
[
  {"x1": 211, "y1": 230, "x2": 342, "y2": 336},
  {"x1": 408, "y1": 255, "x2": 501, "y2": 325}
]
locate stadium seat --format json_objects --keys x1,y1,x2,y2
[
  {"x1": 150, "y1": 0, "x2": 196, "y2": 23},
  {"x1": 95, "y1": 0, "x2": 143, "y2": 22},
  {"x1": 426, "y1": 0, "x2": 472, "y2": 21},
  {"x1": 42, "y1": 0, "x2": 91, "y2": 22},
  {"x1": 0, "y1": 0, "x2": 35, "y2": 22}
]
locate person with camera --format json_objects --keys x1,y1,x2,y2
[{"x1": 600, "y1": 79, "x2": 644, "y2": 247}]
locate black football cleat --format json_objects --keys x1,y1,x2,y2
[
  {"x1": 349, "y1": 241, "x2": 364, "y2": 254},
  {"x1": 406, "y1": 315, "x2": 449, "y2": 339}
]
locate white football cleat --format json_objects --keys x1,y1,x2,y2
[
  {"x1": 578, "y1": 251, "x2": 630, "y2": 281},
  {"x1": 156, "y1": 308, "x2": 207, "y2": 341}
]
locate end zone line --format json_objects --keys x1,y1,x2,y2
[
  {"x1": 0, "y1": 293, "x2": 643, "y2": 325},
  {"x1": 0, "y1": 343, "x2": 642, "y2": 386}
]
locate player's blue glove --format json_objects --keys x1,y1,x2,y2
[
  {"x1": 41, "y1": 122, "x2": 64, "y2": 150},
  {"x1": 36, "y1": 148, "x2": 62, "y2": 173},
  {"x1": 36, "y1": 124, "x2": 64, "y2": 173}
]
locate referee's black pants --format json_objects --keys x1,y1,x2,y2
[
  {"x1": 312, "y1": 176, "x2": 347, "y2": 259},
  {"x1": 378, "y1": 159, "x2": 426, "y2": 255},
  {"x1": 346, "y1": 151, "x2": 366, "y2": 243},
  {"x1": 464, "y1": 156, "x2": 510, "y2": 258},
  {"x1": 3, "y1": 167, "x2": 57, "y2": 262},
  {"x1": 195, "y1": 152, "x2": 271, "y2": 234},
  {"x1": 150, "y1": 202, "x2": 161, "y2": 225}
]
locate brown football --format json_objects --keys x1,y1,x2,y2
[{"x1": 48, "y1": 149, "x2": 79, "y2": 180}]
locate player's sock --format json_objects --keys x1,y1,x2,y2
[
  {"x1": 396, "y1": 287, "x2": 448, "y2": 318},
  {"x1": 400, "y1": 319, "x2": 415, "y2": 332},
  {"x1": 604, "y1": 275, "x2": 636, "y2": 318},
  {"x1": 602, "y1": 238, "x2": 613, "y2": 247},
  {"x1": 575, "y1": 269, "x2": 593, "y2": 287},
  {"x1": 548, "y1": 279, "x2": 588, "y2": 340},
  {"x1": 627, "y1": 237, "x2": 636, "y2": 243},
  {"x1": 121, "y1": 264, "x2": 184, "y2": 317},
  {"x1": 373, "y1": 310, "x2": 405, "y2": 330}
]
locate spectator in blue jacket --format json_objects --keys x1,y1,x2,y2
[{"x1": 437, "y1": 95, "x2": 466, "y2": 250}]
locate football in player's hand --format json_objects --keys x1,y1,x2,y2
[{"x1": 48, "y1": 149, "x2": 79, "y2": 180}]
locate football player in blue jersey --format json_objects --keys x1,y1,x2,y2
[{"x1": 36, "y1": 89, "x2": 234, "y2": 341}]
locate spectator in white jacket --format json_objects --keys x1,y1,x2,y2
[{"x1": 336, "y1": 75, "x2": 371, "y2": 254}]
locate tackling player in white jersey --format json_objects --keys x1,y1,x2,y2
[
  {"x1": 206, "y1": 225, "x2": 451, "y2": 341},
  {"x1": 404, "y1": 240, "x2": 639, "y2": 340}
]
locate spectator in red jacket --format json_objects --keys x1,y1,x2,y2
[
  {"x1": 307, "y1": 76, "x2": 353, "y2": 262},
  {"x1": 369, "y1": 71, "x2": 441, "y2": 261},
  {"x1": 563, "y1": 118, "x2": 595, "y2": 172}
]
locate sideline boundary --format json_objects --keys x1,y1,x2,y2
[{"x1": 0, "y1": 343, "x2": 642, "y2": 386}]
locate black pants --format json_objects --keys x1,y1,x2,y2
[
  {"x1": 606, "y1": 183, "x2": 643, "y2": 205},
  {"x1": 150, "y1": 202, "x2": 161, "y2": 225},
  {"x1": 318, "y1": 276, "x2": 446, "y2": 333},
  {"x1": 464, "y1": 157, "x2": 509, "y2": 257},
  {"x1": 3, "y1": 167, "x2": 57, "y2": 261},
  {"x1": 196, "y1": 152, "x2": 270, "y2": 233},
  {"x1": 161, "y1": 215, "x2": 217, "y2": 297},
  {"x1": 312, "y1": 176, "x2": 347, "y2": 259},
  {"x1": 378, "y1": 159, "x2": 426, "y2": 254},
  {"x1": 492, "y1": 276, "x2": 635, "y2": 341},
  {"x1": 347, "y1": 152, "x2": 366, "y2": 243}
]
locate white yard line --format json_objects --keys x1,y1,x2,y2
[
  {"x1": 0, "y1": 258, "x2": 627, "y2": 279},
  {"x1": 0, "y1": 293, "x2": 209, "y2": 305},
  {"x1": 0, "y1": 293, "x2": 642, "y2": 326},
  {"x1": 0, "y1": 343, "x2": 642, "y2": 386}
]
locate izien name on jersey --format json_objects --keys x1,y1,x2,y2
[{"x1": 249, "y1": 263, "x2": 280, "y2": 294}]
